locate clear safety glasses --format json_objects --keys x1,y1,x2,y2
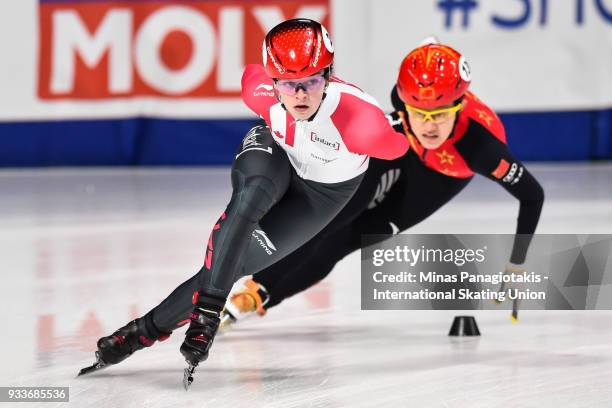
[{"x1": 274, "y1": 74, "x2": 327, "y2": 96}]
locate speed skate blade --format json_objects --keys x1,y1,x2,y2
[
  {"x1": 77, "y1": 352, "x2": 107, "y2": 377},
  {"x1": 183, "y1": 365, "x2": 196, "y2": 391},
  {"x1": 219, "y1": 311, "x2": 237, "y2": 331},
  {"x1": 511, "y1": 301, "x2": 519, "y2": 323}
]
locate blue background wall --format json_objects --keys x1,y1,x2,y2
[{"x1": 1, "y1": 109, "x2": 610, "y2": 167}]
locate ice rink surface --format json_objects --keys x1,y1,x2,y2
[{"x1": 1, "y1": 163, "x2": 612, "y2": 407}]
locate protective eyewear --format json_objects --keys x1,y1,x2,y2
[
  {"x1": 405, "y1": 103, "x2": 462, "y2": 124},
  {"x1": 274, "y1": 75, "x2": 326, "y2": 96}
]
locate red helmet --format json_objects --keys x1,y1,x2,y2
[
  {"x1": 262, "y1": 19, "x2": 334, "y2": 79},
  {"x1": 396, "y1": 43, "x2": 471, "y2": 109}
]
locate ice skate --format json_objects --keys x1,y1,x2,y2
[
  {"x1": 78, "y1": 315, "x2": 169, "y2": 377},
  {"x1": 221, "y1": 279, "x2": 269, "y2": 330},
  {"x1": 180, "y1": 304, "x2": 221, "y2": 390}
]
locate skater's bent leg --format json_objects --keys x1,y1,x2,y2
[
  {"x1": 146, "y1": 125, "x2": 290, "y2": 331},
  {"x1": 179, "y1": 125, "x2": 295, "y2": 369},
  {"x1": 197, "y1": 125, "x2": 291, "y2": 301}
]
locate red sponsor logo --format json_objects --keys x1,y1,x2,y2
[
  {"x1": 38, "y1": 1, "x2": 330, "y2": 99},
  {"x1": 491, "y1": 158, "x2": 510, "y2": 179}
]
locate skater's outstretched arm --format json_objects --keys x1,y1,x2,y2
[{"x1": 456, "y1": 118, "x2": 545, "y2": 265}]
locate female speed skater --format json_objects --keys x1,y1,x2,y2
[
  {"x1": 78, "y1": 19, "x2": 409, "y2": 389},
  {"x1": 222, "y1": 40, "x2": 545, "y2": 327}
]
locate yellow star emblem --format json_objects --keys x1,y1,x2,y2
[
  {"x1": 436, "y1": 150, "x2": 455, "y2": 165},
  {"x1": 476, "y1": 109, "x2": 493, "y2": 126}
]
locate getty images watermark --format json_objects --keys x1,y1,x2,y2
[{"x1": 361, "y1": 234, "x2": 612, "y2": 310}]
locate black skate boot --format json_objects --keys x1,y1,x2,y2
[
  {"x1": 180, "y1": 296, "x2": 223, "y2": 390},
  {"x1": 78, "y1": 312, "x2": 170, "y2": 376}
]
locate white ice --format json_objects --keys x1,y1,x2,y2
[{"x1": 1, "y1": 163, "x2": 612, "y2": 407}]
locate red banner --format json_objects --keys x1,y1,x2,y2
[{"x1": 38, "y1": 1, "x2": 330, "y2": 99}]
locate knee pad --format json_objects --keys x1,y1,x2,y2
[{"x1": 233, "y1": 175, "x2": 278, "y2": 222}]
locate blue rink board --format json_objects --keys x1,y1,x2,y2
[{"x1": 0, "y1": 109, "x2": 610, "y2": 166}]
